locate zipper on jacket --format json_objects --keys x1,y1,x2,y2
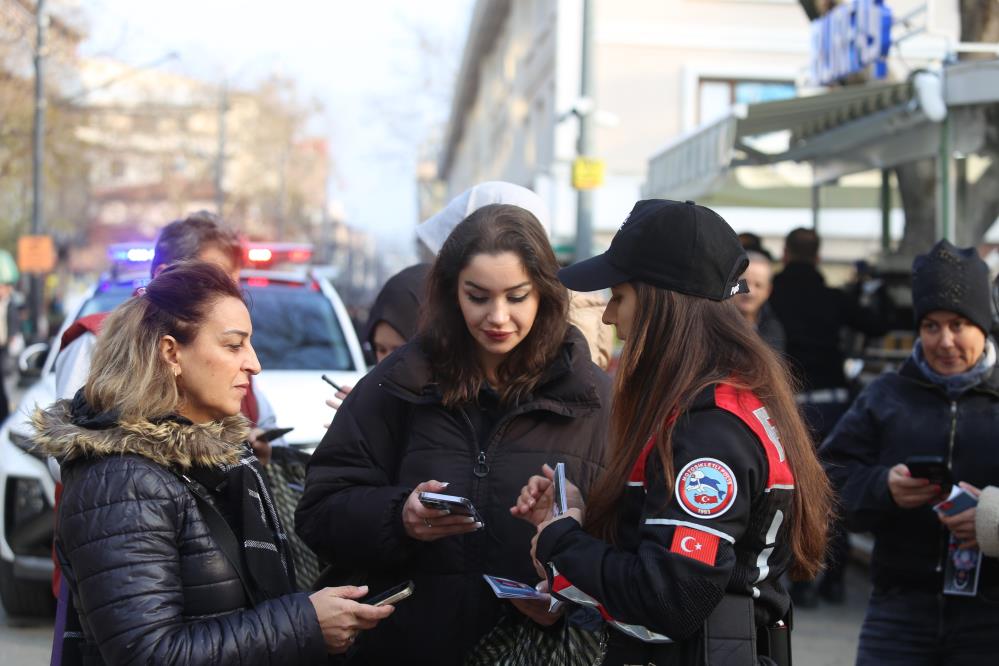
[
  {"x1": 474, "y1": 451, "x2": 489, "y2": 478},
  {"x1": 936, "y1": 401, "x2": 959, "y2": 574}
]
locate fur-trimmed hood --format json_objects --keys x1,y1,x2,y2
[{"x1": 33, "y1": 399, "x2": 250, "y2": 470}]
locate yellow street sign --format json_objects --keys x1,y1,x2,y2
[
  {"x1": 17, "y1": 234, "x2": 56, "y2": 273},
  {"x1": 572, "y1": 157, "x2": 605, "y2": 190}
]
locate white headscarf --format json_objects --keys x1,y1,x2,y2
[{"x1": 415, "y1": 181, "x2": 551, "y2": 254}]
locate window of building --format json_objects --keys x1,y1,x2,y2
[{"x1": 698, "y1": 78, "x2": 796, "y2": 125}]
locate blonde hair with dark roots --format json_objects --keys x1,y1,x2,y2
[
  {"x1": 584, "y1": 283, "x2": 832, "y2": 580},
  {"x1": 85, "y1": 261, "x2": 244, "y2": 422}
]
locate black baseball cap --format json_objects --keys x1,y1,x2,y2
[{"x1": 558, "y1": 199, "x2": 749, "y2": 301}]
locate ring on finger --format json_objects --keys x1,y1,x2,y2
[{"x1": 425, "y1": 518, "x2": 433, "y2": 528}]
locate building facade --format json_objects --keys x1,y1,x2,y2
[{"x1": 438, "y1": 0, "x2": 962, "y2": 265}]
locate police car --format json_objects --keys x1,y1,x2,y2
[{"x1": 0, "y1": 244, "x2": 367, "y2": 616}]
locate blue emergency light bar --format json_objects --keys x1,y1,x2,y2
[{"x1": 108, "y1": 243, "x2": 155, "y2": 265}]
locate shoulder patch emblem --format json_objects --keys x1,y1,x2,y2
[{"x1": 675, "y1": 457, "x2": 738, "y2": 519}]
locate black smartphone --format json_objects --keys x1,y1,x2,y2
[
  {"x1": 363, "y1": 580, "x2": 414, "y2": 607},
  {"x1": 321, "y1": 374, "x2": 344, "y2": 392},
  {"x1": 418, "y1": 491, "x2": 483, "y2": 523},
  {"x1": 905, "y1": 455, "x2": 953, "y2": 487},
  {"x1": 259, "y1": 427, "x2": 294, "y2": 442}
]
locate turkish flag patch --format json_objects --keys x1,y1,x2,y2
[{"x1": 669, "y1": 526, "x2": 720, "y2": 565}]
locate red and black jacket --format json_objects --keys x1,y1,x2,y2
[{"x1": 537, "y1": 383, "x2": 794, "y2": 659}]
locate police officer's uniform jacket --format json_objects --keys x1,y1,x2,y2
[{"x1": 537, "y1": 383, "x2": 794, "y2": 665}]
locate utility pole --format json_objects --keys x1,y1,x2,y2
[
  {"x1": 215, "y1": 81, "x2": 228, "y2": 215},
  {"x1": 574, "y1": 0, "x2": 595, "y2": 261},
  {"x1": 29, "y1": 0, "x2": 48, "y2": 341}
]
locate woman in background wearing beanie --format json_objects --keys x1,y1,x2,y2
[
  {"x1": 821, "y1": 239, "x2": 999, "y2": 665},
  {"x1": 513, "y1": 199, "x2": 831, "y2": 665}
]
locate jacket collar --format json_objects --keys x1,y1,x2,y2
[
  {"x1": 32, "y1": 400, "x2": 250, "y2": 470},
  {"x1": 776, "y1": 261, "x2": 824, "y2": 285},
  {"x1": 378, "y1": 325, "x2": 603, "y2": 416},
  {"x1": 898, "y1": 355, "x2": 999, "y2": 399}
]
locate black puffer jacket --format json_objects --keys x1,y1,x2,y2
[
  {"x1": 820, "y1": 358, "x2": 999, "y2": 597},
  {"x1": 34, "y1": 401, "x2": 327, "y2": 666},
  {"x1": 296, "y1": 328, "x2": 610, "y2": 665}
]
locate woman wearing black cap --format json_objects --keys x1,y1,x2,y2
[
  {"x1": 512, "y1": 199, "x2": 830, "y2": 665},
  {"x1": 821, "y1": 239, "x2": 999, "y2": 665}
]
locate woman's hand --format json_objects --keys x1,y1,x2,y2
[
  {"x1": 309, "y1": 585, "x2": 394, "y2": 654},
  {"x1": 323, "y1": 385, "x2": 353, "y2": 427},
  {"x1": 938, "y1": 482, "x2": 983, "y2": 549},
  {"x1": 940, "y1": 506, "x2": 979, "y2": 549},
  {"x1": 509, "y1": 580, "x2": 563, "y2": 627},
  {"x1": 888, "y1": 464, "x2": 945, "y2": 509},
  {"x1": 402, "y1": 480, "x2": 482, "y2": 541},
  {"x1": 528, "y1": 507, "x2": 584, "y2": 579},
  {"x1": 510, "y1": 464, "x2": 585, "y2": 526}
]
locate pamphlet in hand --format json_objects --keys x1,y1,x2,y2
[
  {"x1": 552, "y1": 462, "x2": 568, "y2": 518},
  {"x1": 934, "y1": 485, "x2": 979, "y2": 517},
  {"x1": 482, "y1": 575, "x2": 547, "y2": 600}
]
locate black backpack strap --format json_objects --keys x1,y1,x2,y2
[{"x1": 174, "y1": 471, "x2": 258, "y2": 605}]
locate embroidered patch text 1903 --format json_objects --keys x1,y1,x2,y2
[{"x1": 675, "y1": 457, "x2": 737, "y2": 519}]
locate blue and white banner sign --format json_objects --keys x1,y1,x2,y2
[{"x1": 810, "y1": 0, "x2": 893, "y2": 86}]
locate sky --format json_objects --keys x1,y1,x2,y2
[{"x1": 76, "y1": 0, "x2": 474, "y2": 259}]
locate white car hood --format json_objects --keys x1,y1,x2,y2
[{"x1": 252, "y1": 369, "x2": 366, "y2": 447}]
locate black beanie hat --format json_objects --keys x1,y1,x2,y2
[{"x1": 911, "y1": 240, "x2": 991, "y2": 333}]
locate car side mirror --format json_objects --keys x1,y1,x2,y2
[{"x1": 17, "y1": 342, "x2": 49, "y2": 381}]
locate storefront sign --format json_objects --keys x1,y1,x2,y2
[
  {"x1": 572, "y1": 157, "x2": 605, "y2": 190},
  {"x1": 17, "y1": 234, "x2": 56, "y2": 273},
  {"x1": 810, "y1": 0, "x2": 893, "y2": 86}
]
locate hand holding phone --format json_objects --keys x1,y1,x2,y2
[
  {"x1": 402, "y1": 481, "x2": 484, "y2": 542},
  {"x1": 889, "y1": 461, "x2": 949, "y2": 509},
  {"x1": 362, "y1": 580, "x2": 414, "y2": 607},
  {"x1": 905, "y1": 455, "x2": 954, "y2": 488},
  {"x1": 419, "y1": 492, "x2": 484, "y2": 523}
]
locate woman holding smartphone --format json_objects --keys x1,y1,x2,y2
[
  {"x1": 36, "y1": 263, "x2": 392, "y2": 665},
  {"x1": 821, "y1": 240, "x2": 999, "y2": 665},
  {"x1": 296, "y1": 204, "x2": 611, "y2": 665},
  {"x1": 513, "y1": 200, "x2": 831, "y2": 665}
]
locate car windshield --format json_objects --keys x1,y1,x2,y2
[
  {"x1": 77, "y1": 280, "x2": 354, "y2": 371},
  {"x1": 245, "y1": 284, "x2": 353, "y2": 370}
]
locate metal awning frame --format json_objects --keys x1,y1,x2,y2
[{"x1": 643, "y1": 59, "x2": 999, "y2": 244}]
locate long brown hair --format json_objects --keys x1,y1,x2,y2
[
  {"x1": 584, "y1": 283, "x2": 830, "y2": 579},
  {"x1": 422, "y1": 204, "x2": 568, "y2": 407}
]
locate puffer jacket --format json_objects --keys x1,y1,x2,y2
[
  {"x1": 820, "y1": 358, "x2": 999, "y2": 597},
  {"x1": 34, "y1": 401, "x2": 327, "y2": 666},
  {"x1": 296, "y1": 327, "x2": 610, "y2": 665}
]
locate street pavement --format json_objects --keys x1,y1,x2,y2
[
  {"x1": 1, "y1": 565, "x2": 872, "y2": 665},
  {"x1": 0, "y1": 604, "x2": 51, "y2": 664},
  {"x1": 793, "y1": 563, "x2": 871, "y2": 666}
]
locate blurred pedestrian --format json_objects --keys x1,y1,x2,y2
[
  {"x1": 0, "y1": 254, "x2": 23, "y2": 423},
  {"x1": 821, "y1": 240, "x2": 999, "y2": 665},
  {"x1": 769, "y1": 227, "x2": 888, "y2": 605},
  {"x1": 734, "y1": 250, "x2": 785, "y2": 352},
  {"x1": 297, "y1": 204, "x2": 611, "y2": 665},
  {"x1": 324, "y1": 264, "x2": 430, "y2": 414},
  {"x1": 36, "y1": 262, "x2": 393, "y2": 665},
  {"x1": 514, "y1": 200, "x2": 830, "y2": 665},
  {"x1": 738, "y1": 231, "x2": 773, "y2": 261},
  {"x1": 55, "y1": 211, "x2": 285, "y2": 461}
]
